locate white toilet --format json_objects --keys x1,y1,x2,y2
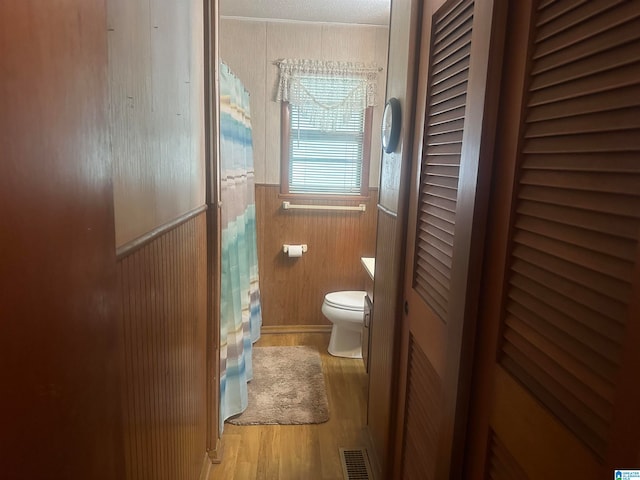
[{"x1": 322, "y1": 290, "x2": 366, "y2": 358}]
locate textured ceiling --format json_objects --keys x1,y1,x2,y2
[{"x1": 220, "y1": 0, "x2": 390, "y2": 26}]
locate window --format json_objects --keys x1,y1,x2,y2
[{"x1": 276, "y1": 60, "x2": 378, "y2": 197}]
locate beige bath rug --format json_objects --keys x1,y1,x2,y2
[{"x1": 227, "y1": 345, "x2": 330, "y2": 425}]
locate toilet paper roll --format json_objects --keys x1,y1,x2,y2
[{"x1": 287, "y1": 245, "x2": 304, "y2": 257}]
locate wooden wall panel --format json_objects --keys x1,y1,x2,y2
[
  {"x1": 255, "y1": 185, "x2": 378, "y2": 326},
  {"x1": 368, "y1": 0, "x2": 423, "y2": 476},
  {"x1": 108, "y1": 0, "x2": 206, "y2": 246},
  {"x1": 117, "y1": 211, "x2": 209, "y2": 480},
  {"x1": 368, "y1": 209, "x2": 402, "y2": 477},
  {"x1": 0, "y1": 2, "x2": 124, "y2": 478}
]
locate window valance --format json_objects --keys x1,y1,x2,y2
[{"x1": 275, "y1": 59, "x2": 379, "y2": 132}]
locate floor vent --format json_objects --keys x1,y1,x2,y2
[{"x1": 340, "y1": 448, "x2": 373, "y2": 480}]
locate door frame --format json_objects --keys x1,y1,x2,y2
[
  {"x1": 203, "y1": 0, "x2": 222, "y2": 462},
  {"x1": 463, "y1": 1, "x2": 535, "y2": 475}
]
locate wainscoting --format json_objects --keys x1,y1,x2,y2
[
  {"x1": 368, "y1": 208, "x2": 402, "y2": 477},
  {"x1": 255, "y1": 185, "x2": 378, "y2": 326},
  {"x1": 116, "y1": 208, "x2": 210, "y2": 480}
]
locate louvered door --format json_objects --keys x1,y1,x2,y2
[
  {"x1": 466, "y1": 1, "x2": 640, "y2": 478},
  {"x1": 395, "y1": 0, "x2": 506, "y2": 477},
  {"x1": 413, "y1": 0, "x2": 473, "y2": 321}
]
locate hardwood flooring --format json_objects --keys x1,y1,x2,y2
[{"x1": 209, "y1": 333, "x2": 369, "y2": 480}]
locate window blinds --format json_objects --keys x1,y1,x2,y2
[{"x1": 288, "y1": 76, "x2": 365, "y2": 195}]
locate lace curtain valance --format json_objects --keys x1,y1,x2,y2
[{"x1": 275, "y1": 59, "x2": 379, "y2": 131}]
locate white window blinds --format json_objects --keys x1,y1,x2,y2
[{"x1": 289, "y1": 76, "x2": 365, "y2": 195}]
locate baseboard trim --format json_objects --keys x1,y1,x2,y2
[
  {"x1": 198, "y1": 451, "x2": 213, "y2": 480},
  {"x1": 261, "y1": 325, "x2": 332, "y2": 335},
  {"x1": 208, "y1": 437, "x2": 223, "y2": 464}
]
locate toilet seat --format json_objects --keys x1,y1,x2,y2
[{"x1": 324, "y1": 291, "x2": 365, "y2": 312}]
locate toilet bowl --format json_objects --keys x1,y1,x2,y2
[{"x1": 322, "y1": 290, "x2": 366, "y2": 358}]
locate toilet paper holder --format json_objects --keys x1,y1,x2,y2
[{"x1": 283, "y1": 244, "x2": 308, "y2": 254}]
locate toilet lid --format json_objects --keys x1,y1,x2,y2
[{"x1": 324, "y1": 291, "x2": 365, "y2": 311}]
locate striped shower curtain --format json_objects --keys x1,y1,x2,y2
[{"x1": 219, "y1": 63, "x2": 262, "y2": 432}]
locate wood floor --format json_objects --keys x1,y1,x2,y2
[{"x1": 209, "y1": 333, "x2": 370, "y2": 480}]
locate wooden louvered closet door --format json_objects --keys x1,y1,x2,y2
[
  {"x1": 394, "y1": 0, "x2": 506, "y2": 478},
  {"x1": 465, "y1": 1, "x2": 640, "y2": 478}
]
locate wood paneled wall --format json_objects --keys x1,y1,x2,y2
[
  {"x1": 368, "y1": 209, "x2": 404, "y2": 477},
  {"x1": 108, "y1": 0, "x2": 206, "y2": 246},
  {"x1": 117, "y1": 210, "x2": 209, "y2": 480},
  {"x1": 255, "y1": 185, "x2": 378, "y2": 326},
  {"x1": 0, "y1": 1, "x2": 124, "y2": 477},
  {"x1": 367, "y1": 0, "x2": 423, "y2": 476},
  {"x1": 367, "y1": 212, "x2": 400, "y2": 474}
]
